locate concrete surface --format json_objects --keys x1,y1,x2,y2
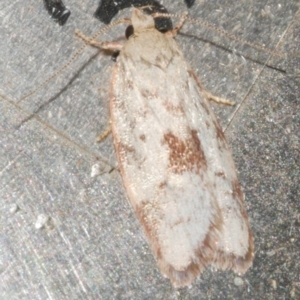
[{"x1": 0, "y1": 0, "x2": 299, "y2": 299}]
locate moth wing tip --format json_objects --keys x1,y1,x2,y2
[
  {"x1": 157, "y1": 236, "x2": 254, "y2": 288},
  {"x1": 212, "y1": 232, "x2": 255, "y2": 275}
]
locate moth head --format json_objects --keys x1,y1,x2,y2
[{"x1": 131, "y1": 8, "x2": 155, "y2": 32}]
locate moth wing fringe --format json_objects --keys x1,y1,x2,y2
[{"x1": 157, "y1": 232, "x2": 254, "y2": 288}]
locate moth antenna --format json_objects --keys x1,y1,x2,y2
[
  {"x1": 186, "y1": 15, "x2": 285, "y2": 58},
  {"x1": 153, "y1": 12, "x2": 286, "y2": 59},
  {"x1": 152, "y1": 12, "x2": 186, "y2": 21},
  {"x1": 136, "y1": 5, "x2": 156, "y2": 10},
  {"x1": 17, "y1": 17, "x2": 131, "y2": 104}
]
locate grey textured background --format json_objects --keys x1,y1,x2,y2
[{"x1": 0, "y1": 0, "x2": 299, "y2": 299}]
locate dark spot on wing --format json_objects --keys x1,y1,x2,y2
[
  {"x1": 116, "y1": 142, "x2": 136, "y2": 163},
  {"x1": 163, "y1": 101, "x2": 184, "y2": 115},
  {"x1": 126, "y1": 79, "x2": 134, "y2": 89},
  {"x1": 163, "y1": 129, "x2": 207, "y2": 174},
  {"x1": 231, "y1": 179, "x2": 244, "y2": 202},
  {"x1": 158, "y1": 181, "x2": 167, "y2": 189},
  {"x1": 140, "y1": 88, "x2": 158, "y2": 99},
  {"x1": 213, "y1": 120, "x2": 227, "y2": 150},
  {"x1": 215, "y1": 171, "x2": 226, "y2": 178},
  {"x1": 200, "y1": 102, "x2": 210, "y2": 115},
  {"x1": 139, "y1": 134, "x2": 146, "y2": 142}
]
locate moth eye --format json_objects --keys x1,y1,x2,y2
[
  {"x1": 111, "y1": 51, "x2": 120, "y2": 62},
  {"x1": 125, "y1": 25, "x2": 134, "y2": 39}
]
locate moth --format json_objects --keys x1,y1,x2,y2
[{"x1": 75, "y1": 8, "x2": 255, "y2": 287}]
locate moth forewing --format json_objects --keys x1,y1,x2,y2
[{"x1": 101, "y1": 9, "x2": 254, "y2": 287}]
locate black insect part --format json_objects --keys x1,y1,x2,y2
[
  {"x1": 43, "y1": 0, "x2": 71, "y2": 25},
  {"x1": 94, "y1": 0, "x2": 173, "y2": 33},
  {"x1": 125, "y1": 25, "x2": 134, "y2": 39},
  {"x1": 111, "y1": 51, "x2": 120, "y2": 61},
  {"x1": 184, "y1": 0, "x2": 195, "y2": 8}
]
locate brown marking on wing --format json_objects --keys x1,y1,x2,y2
[
  {"x1": 140, "y1": 88, "x2": 158, "y2": 99},
  {"x1": 139, "y1": 134, "x2": 146, "y2": 142},
  {"x1": 126, "y1": 79, "x2": 134, "y2": 89},
  {"x1": 213, "y1": 120, "x2": 227, "y2": 143},
  {"x1": 231, "y1": 180, "x2": 251, "y2": 228},
  {"x1": 163, "y1": 101, "x2": 184, "y2": 115},
  {"x1": 116, "y1": 142, "x2": 136, "y2": 163},
  {"x1": 163, "y1": 130, "x2": 207, "y2": 174},
  {"x1": 200, "y1": 102, "x2": 211, "y2": 115},
  {"x1": 215, "y1": 171, "x2": 226, "y2": 178},
  {"x1": 212, "y1": 119, "x2": 229, "y2": 152},
  {"x1": 231, "y1": 179, "x2": 244, "y2": 202},
  {"x1": 171, "y1": 217, "x2": 185, "y2": 228},
  {"x1": 158, "y1": 181, "x2": 167, "y2": 189},
  {"x1": 129, "y1": 119, "x2": 137, "y2": 130},
  {"x1": 135, "y1": 200, "x2": 163, "y2": 260}
]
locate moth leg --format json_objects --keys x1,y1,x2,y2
[
  {"x1": 166, "y1": 12, "x2": 188, "y2": 37},
  {"x1": 96, "y1": 124, "x2": 112, "y2": 143},
  {"x1": 75, "y1": 30, "x2": 123, "y2": 51},
  {"x1": 203, "y1": 90, "x2": 235, "y2": 106},
  {"x1": 190, "y1": 69, "x2": 235, "y2": 105}
]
